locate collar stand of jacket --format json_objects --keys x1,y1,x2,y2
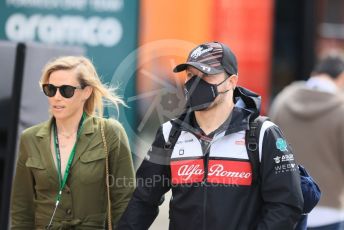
[{"x1": 233, "y1": 86, "x2": 261, "y2": 121}]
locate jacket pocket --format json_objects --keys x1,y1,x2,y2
[
  {"x1": 25, "y1": 157, "x2": 51, "y2": 189},
  {"x1": 79, "y1": 149, "x2": 107, "y2": 184}
]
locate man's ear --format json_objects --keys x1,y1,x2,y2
[{"x1": 229, "y1": 74, "x2": 238, "y2": 89}]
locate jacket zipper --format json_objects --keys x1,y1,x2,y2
[
  {"x1": 180, "y1": 129, "x2": 225, "y2": 230},
  {"x1": 201, "y1": 132, "x2": 225, "y2": 230},
  {"x1": 202, "y1": 139, "x2": 211, "y2": 230}
]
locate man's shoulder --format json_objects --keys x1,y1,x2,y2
[{"x1": 277, "y1": 81, "x2": 307, "y2": 97}]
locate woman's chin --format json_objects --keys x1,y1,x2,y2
[{"x1": 52, "y1": 112, "x2": 68, "y2": 121}]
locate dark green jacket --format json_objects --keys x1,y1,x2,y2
[{"x1": 11, "y1": 116, "x2": 135, "y2": 229}]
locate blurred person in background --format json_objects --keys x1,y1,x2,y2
[
  {"x1": 270, "y1": 53, "x2": 344, "y2": 230},
  {"x1": 10, "y1": 56, "x2": 135, "y2": 229},
  {"x1": 119, "y1": 42, "x2": 304, "y2": 229}
]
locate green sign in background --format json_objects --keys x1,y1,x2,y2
[{"x1": 0, "y1": 0, "x2": 139, "y2": 146}]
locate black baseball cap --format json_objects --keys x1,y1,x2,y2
[{"x1": 173, "y1": 41, "x2": 238, "y2": 75}]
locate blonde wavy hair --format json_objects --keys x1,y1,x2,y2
[{"x1": 39, "y1": 56, "x2": 124, "y2": 117}]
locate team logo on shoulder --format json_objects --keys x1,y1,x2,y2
[
  {"x1": 276, "y1": 138, "x2": 287, "y2": 152},
  {"x1": 273, "y1": 156, "x2": 281, "y2": 164},
  {"x1": 273, "y1": 154, "x2": 294, "y2": 164}
]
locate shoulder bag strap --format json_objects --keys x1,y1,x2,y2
[
  {"x1": 100, "y1": 119, "x2": 112, "y2": 230},
  {"x1": 245, "y1": 116, "x2": 270, "y2": 185}
]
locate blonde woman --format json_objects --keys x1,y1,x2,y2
[{"x1": 10, "y1": 56, "x2": 135, "y2": 229}]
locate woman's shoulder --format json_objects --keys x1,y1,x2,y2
[
  {"x1": 20, "y1": 119, "x2": 51, "y2": 140},
  {"x1": 95, "y1": 116, "x2": 127, "y2": 138}
]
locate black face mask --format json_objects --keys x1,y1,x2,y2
[{"x1": 184, "y1": 75, "x2": 229, "y2": 111}]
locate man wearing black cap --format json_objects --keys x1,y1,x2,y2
[{"x1": 119, "y1": 42, "x2": 304, "y2": 230}]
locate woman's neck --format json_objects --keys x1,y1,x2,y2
[{"x1": 55, "y1": 111, "x2": 84, "y2": 136}]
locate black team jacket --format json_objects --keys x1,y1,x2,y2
[{"x1": 119, "y1": 87, "x2": 304, "y2": 230}]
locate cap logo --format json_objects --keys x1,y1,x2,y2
[
  {"x1": 190, "y1": 46, "x2": 213, "y2": 59},
  {"x1": 200, "y1": 65, "x2": 211, "y2": 72}
]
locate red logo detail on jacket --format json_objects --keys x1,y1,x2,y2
[{"x1": 171, "y1": 159, "x2": 252, "y2": 185}]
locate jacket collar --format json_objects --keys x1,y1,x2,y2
[
  {"x1": 34, "y1": 115, "x2": 99, "y2": 184},
  {"x1": 174, "y1": 107, "x2": 251, "y2": 137},
  {"x1": 35, "y1": 115, "x2": 95, "y2": 138}
]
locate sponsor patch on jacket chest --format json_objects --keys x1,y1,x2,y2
[{"x1": 171, "y1": 159, "x2": 252, "y2": 186}]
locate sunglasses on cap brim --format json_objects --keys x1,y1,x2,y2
[{"x1": 42, "y1": 84, "x2": 84, "y2": 99}]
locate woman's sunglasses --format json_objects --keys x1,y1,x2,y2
[{"x1": 42, "y1": 84, "x2": 84, "y2": 98}]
